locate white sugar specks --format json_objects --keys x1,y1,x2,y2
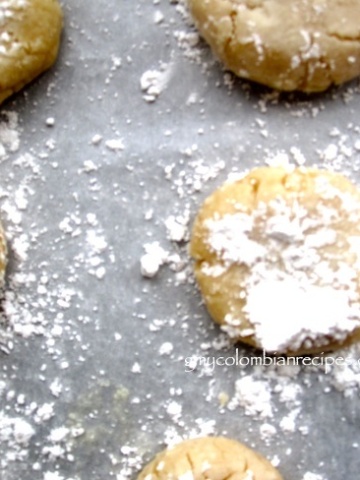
[
  {"x1": 0, "y1": 111, "x2": 20, "y2": 158},
  {"x1": 159, "y1": 341, "x2": 174, "y2": 356},
  {"x1": 302, "y1": 473, "x2": 326, "y2": 480},
  {"x1": 165, "y1": 212, "x2": 190, "y2": 242},
  {"x1": 12, "y1": 418, "x2": 36, "y2": 445},
  {"x1": 166, "y1": 400, "x2": 182, "y2": 420},
  {"x1": 260, "y1": 423, "x2": 277, "y2": 443},
  {"x1": 0, "y1": 415, "x2": 35, "y2": 463},
  {"x1": 154, "y1": 10, "x2": 164, "y2": 24},
  {"x1": 140, "y1": 64, "x2": 173, "y2": 102},
  {"x1": 105, "y1": 138, "x2": 125, "y2": 151},
  {"x1": 2, "y1": 2, "x2": 360, "y2": 480},
  {"x1": 228, "y1": 376, "x2": 273, "y2": 418},
  {"x1": 140, "y1": 242, "x2": 169, "y2": 278}
]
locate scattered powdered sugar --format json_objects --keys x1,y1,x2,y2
[
  {"x1": 140, "y1": 210, "x2": 191, "y2": 280},
  {"x1": 0, "y1": 106, "x2": 118, "y2": 478},
  {"x1": 165, "y1": 211, "x2": 190, "y2": 243},
  {"x1": 115, "y1": 447, "x2": 143, "y2": 480},
  {"x1": 174, "y1": 30, "x2": 201, "y2": 62},
  {"x1": 228, "y1": 376, "x2": 273, "y2": 418},
  {"x1": 140, "y1": 63, "x2": 174, "y2": 103},
  {"x1": 2, "y1": 2, "x2": 360, "y2": 480},
  {"x1": 153, "y1": 10, "x2": 164, "y2": 24},
  {"x1": 140, "y1": 242, "x2": 171, "y2": 278},
  {"x1": 159, "y1": 341, "x2": 174, "y2": 356},
  {"x1": 259, "y1": 423, "x2": 277, "y2": 443},
  {"x1": 0, "y1": 111, "x2": 20, "y2": 158},
  {"x1": 302, "y1": 473, "x2": 326, "y2": 480},
  {"x1": 105, "y1": 138, "x2": 125, "y2": 151},
  {"x1": 135, "y1": 117, "x2": 360, "y2": 477}
]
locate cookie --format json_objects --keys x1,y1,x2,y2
[
  {"x1": 0, "y1": 0, "x2": 63, "y2": 105},
  {"x1": 188, "y1": 0, "x2": 360, "y2": 92},
  {"x1": 190, "y1": 166, "x2": 360, "y2": 355},
  {"x1": 137, "y1": 437, "x2": 283, "y2": 480}
]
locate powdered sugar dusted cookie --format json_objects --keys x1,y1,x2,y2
[
  {"x1": 188, "y1": 0, "x2": 360, "y2": 92},
  {"x1": 190, "y1": 166, "x2": 360, "y2": 355},
  {"x1": 137, "y1": 437, "x2": 283, "y2": 480},
  {"x1": 0, "y1": 0, "x2": 63, "y2": 105}
]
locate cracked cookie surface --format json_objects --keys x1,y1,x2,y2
[
  {"x1": 0, "y1": 0, "x2": 63, "y2": 105},
  {"x1": 188, "y1": 0, "x2": 360, "y2": 92},
  {"x1": 190, "y1": 166, "x2": 360, "y2": 355},
  {"x1": 137, "y1": 437, "x2": 283, "y2": 480}
]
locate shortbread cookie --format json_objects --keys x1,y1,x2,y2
[
  {"x1": 137, "y1": 437, "x2": 283, "y2": 480},
  {"x1": 190, "y1": 166, "x2": 360, "y2": 355},
  {"x1": 0, "y1": 0, "x2": 63, "y2": 105},
  {"x1": 188, "y1": 0, "x2": 360, "y2": 92}
]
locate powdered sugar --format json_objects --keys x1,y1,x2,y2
[
  {"x1": 0, "y1": 1, "x2": 27, "y2": 25},
  {"x1": 1, "y1": 1, "x2": 360, "y2": 479},
  {"x1": 245, "y1": 280, "x2": 357, "y2": 352},
  {"x1": 0, "y1": 1, "x2": 29, "y2": 55},
  {"x1": 140, "y1": 64, "x2": 173, "y2": 103},
  {"x1": 0, "y1": 111, "x2": 20, "y2": 158},
  {"x1": 203, "y1": 178, "x2": 360, "y2": 352},
  {"x1": 140, "y1": 242, "x2": 170, "y2": 277},
  {"x1": 205, "y1": 213, "x2": 267, "y2": 266},
  {"x1": 228, "y1": 376, "x2": 273, "y2": 418}
]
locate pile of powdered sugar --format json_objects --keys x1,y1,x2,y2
[{"x1": 140, "y1": 63, "x2": 174, "y2": 103}]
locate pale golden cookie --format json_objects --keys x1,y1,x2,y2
[
  {"x1": 188, "y1": 0, "x2": 360, "y2": 92},
  {"x1": 0, "y1": 0, "x2": 63, "y2": 105},
  {"x1": 190, "y1": 166, "x2": 360, "y2": 355},
  {"x1": 137, "y1": 437, "x2": 283, "y2": 480}
]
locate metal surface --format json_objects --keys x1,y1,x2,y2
[{"x1": 1, "y1": 1, "x2": 360, "y2": 479}]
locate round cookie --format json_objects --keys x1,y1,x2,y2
[
  {"x1": 0, "y1": 0, "x2": 63, "y2": 105},
  {"x1": 137, "y1": 437, "x2": 283, "y2": 480},
  {"x1": 188, "y1": 0, "x2": 360, "y2": 92},
  {"x1": 190, "y1": 166, "x2": 360, "y2": 355}
]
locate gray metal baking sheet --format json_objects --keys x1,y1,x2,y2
[{"x1": 1, "y1": 1, "x2": 360, "y2": 479}]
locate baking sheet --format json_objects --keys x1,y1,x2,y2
[{"x1": 1, "y1": 1, "x2": 360, "y2": 479}]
